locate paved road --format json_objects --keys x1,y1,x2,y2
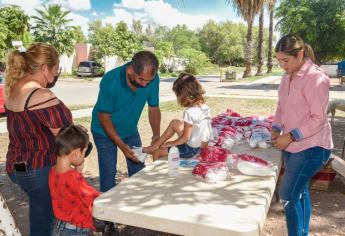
[
  {"x1": 1, "y1": 75, "x2": 344, "y2": 133},
  {"x1": 52, "y1": 75, "x2": 345, "y2": 106}
]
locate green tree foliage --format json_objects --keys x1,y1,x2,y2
[
  {"x1": 0, "y1": 5, "x2": 30, "y2": 49},
  {"x1": 252, "y1": 25, "x2": 270, "y2": 65},
  {"x1": 73, "y1": 26, "x2": 86, "y2": 44},
  {"x1": 155, "y1": 41, "x2": 174, "y2": 73},
  {"x1": 199, "y1": 19, "x2": 270, "y2": 68},
  {"x1": 266, "y1": 0, "x2": 276, "y2": 73},
  {"x1": 256, "y1": 7, "x2": 264, "y2": 76},
  {"x1": 22, "y1": 31, "x2": 34, "y2": 48},
  {"x1": 199, "y1": 21, "x2": 247, "y2": 66},
  {"x1": 0, "y1": 5, "x2": 31, "y2": 61},
  {"x1": 131, "y1": 19, "x2": 143, "y2": 35},
  {"x1": 88, "y1": 20, "x2": 142, "y2": 61},
  {"x1": 0, "y1": 20, "x2": 8, "y2": 60},
  {"x1": 276, "y1": 0, "x2": 345, "y2": 63},
  {"x1": 166, "y1": 25, "x2": 200, "y2": 53},
  {"x1": 178, "y1": 48, "x2": 209, "y2": 75},
  {"x1": 141, "y1": 25, "x2": 170, "y2": 47},
  {"x1": 32, "y1": 4, "x2": 76, "y2": 56},
  {"x1": 115, "y1": 21, "x2": 142, "y2": 60},
  {"x1": 227, "y1": 0, "x2": 266, "y2": 78}
]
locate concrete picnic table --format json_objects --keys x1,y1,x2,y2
[{"x1": 93, "y1": 145, "x2": 282, "y2": 236}]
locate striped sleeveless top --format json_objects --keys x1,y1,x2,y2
[{"x1": 5, "y1": 88, "x2": 73, "y2": 173}]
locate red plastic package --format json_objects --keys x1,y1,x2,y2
[
  {"x1": 225, "y1": 108, "x2": 241, "y2": 117},
  {"x1": 231, "y1": 153, "x2": 270, "y2": 167},
  {"x1": 200, "y1": 146, "x2": 229, "y2": 163},
  {"x1": 192, "y1": 162, "x2": 228, "y2": 183}
]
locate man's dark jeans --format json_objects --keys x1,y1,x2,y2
[{"x1": 93, "y1": 131, "x2": 145, "y2": 192}]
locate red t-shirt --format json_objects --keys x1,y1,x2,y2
[{"x1": 49, "y1": 168, "x2": 100, "y2": 230}]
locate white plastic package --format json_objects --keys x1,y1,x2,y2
[
  {"x1": 227, "y1": 153, "x2": 277, "y2": 176},
  {"x1": 236, "y1": 160, "x2": 277, "y2": 176},
  {"x1": 132, "y1": 146, "x2": 148, "y2": 163}
]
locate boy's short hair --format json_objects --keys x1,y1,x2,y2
[{"x1": 55, "y1": 125, "x2": 89, "y2": 157}]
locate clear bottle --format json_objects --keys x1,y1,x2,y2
[{"x1": 168, "y1": 146, "x2": 180, "y2": 176}]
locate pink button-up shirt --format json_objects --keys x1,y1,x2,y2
[{"x1": 272, "y1": 59, "x2": 333, "y2": 153}]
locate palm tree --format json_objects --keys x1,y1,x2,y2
[
  {"x1": 32, "y1": 4, "x2": 75, "y2": 55},
  {"x1": 227, "y1": 0, "x2": 265, "y2": 78},
  {"x1": 256, "y1": 7, "x2": 264, "y2": 76},
  {"x1": 266, "y1": 0, "x2": 276, "y2": 73}
]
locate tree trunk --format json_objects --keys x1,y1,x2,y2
[
  {"x1": 243, "y1": 19, "x2": 253, "y2": 78},
  {"x1": 267, "y1": 7, "x2": 274, "y2": 73},
  {"x1": 256, "y1": 8, "x2": 264, "y2": 76}
]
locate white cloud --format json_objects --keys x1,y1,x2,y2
[
  {"x1": 92, "y1": 11, "x2": 98, "y2": 16},
  {"x1": 107, "y1": 0, "x2": 216, "y2": 30},
  {"x1": 66, "y1": 0, "x2": 90, "y2": 11},
  {"x1": 0, "y1": 0, "x2": 41, "y2": 15},
  {"x1": 114, "y1": 0, "x2": 147, "y2": 10},
  {"x1": 67, "y1": 12, "x2": 89, "y2": 35},
  {"x1": 48, "y1": 0, "x2": 91, "y2": 11}
]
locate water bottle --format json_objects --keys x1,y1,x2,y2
[{"x1": 168, "y1": 146, "x2": 180, "y2": 176}]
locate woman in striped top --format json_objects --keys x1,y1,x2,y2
[{"x1": 4, "y1": 43, "x2": 72, "y2": 236}]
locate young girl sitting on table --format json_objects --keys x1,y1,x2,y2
[{"x1": 144, "y1": 72, "x2": 213, "y2": 160}]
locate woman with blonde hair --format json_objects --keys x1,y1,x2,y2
[{"x1": 4, "y1": 43, "x2": 72, "y2": 236}]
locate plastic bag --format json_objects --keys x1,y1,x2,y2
[
  {"x1": 248, "y1": 126, "x2": 272, "y2": 149},
  {"x1": 192, "y1": 162, "x2": 228, "y2": 183},
  {"x1": 215, "y1": 126, "x2": 244, "y2": 150},
  {"x1": 132, "y1": 146, "x2": 148, "y2": 163},
  {"x1": 200, "y1": 146, "x2": 229, "y2": 163},
  {"x1": 228, "y1": 153, "x2": 277, "y2": 176}
]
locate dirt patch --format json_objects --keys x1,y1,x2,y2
[{"x1": 1, "y1": 97, "x2": 344, "y2": 236}]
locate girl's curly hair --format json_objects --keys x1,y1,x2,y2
[{"x1": 172, "y1": 72, "x2": 205, "y2": 107}]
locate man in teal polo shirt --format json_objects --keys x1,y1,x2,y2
[{"x1": 91, "y1": 51, "x2": 161, "y2": 196}]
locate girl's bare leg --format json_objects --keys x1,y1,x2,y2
[{"x1": 146, "y1": 119, "x2": 184, "y2": 152}]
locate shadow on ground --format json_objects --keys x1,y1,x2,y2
[{"x1": 1, "y1": 117, "x2": 345, "y2": 236}]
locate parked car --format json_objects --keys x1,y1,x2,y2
[
  {"x1": 0, "y1": 73, "x2": 5, "y2": 114},
  {"x1": 77, "y1": 61, "x2": 104, "y2": 77}
]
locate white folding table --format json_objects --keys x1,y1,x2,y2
[{"x1": 93, "y1": 145, "x2": 282, "y2": 236}]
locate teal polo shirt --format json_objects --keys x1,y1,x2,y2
[{"x1": 91, "y1": 63, "x2": 159, "y2": 139}]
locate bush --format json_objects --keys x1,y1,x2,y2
[
  {"x1": 185, "y1": 64, "x2": 197, "y2": 74},
  {"x1": 178, "y1": 48, "x2": 210, "y2": 75},
  {"x1": 159, "y1": 63, "x2": 169, "y2": 73}
]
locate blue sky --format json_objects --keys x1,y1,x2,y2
[
  {"x1": 0, "y1": 0, "x2": 273, "y2": 35},
  {"x1": 84, "y1": 0, "x2": 241, "y2": 23}
]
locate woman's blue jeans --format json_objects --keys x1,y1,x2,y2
[
  {"x1": 279, "y1": 146, "x2": 331, "y2": 236},
  {"x1": 92, "y1": 131, "x2": 145, "y2": 192},
  {"x1": 8, "y1": 166, "x2": 53, "y2": 236}
]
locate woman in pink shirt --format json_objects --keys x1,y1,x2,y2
[{"x1": 272, "y1": 35, "x2": 333, "y2": 236}]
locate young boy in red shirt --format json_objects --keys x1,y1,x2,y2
[{"x1": 49, "y1": 125, "x2": 100, "y2": 236}]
